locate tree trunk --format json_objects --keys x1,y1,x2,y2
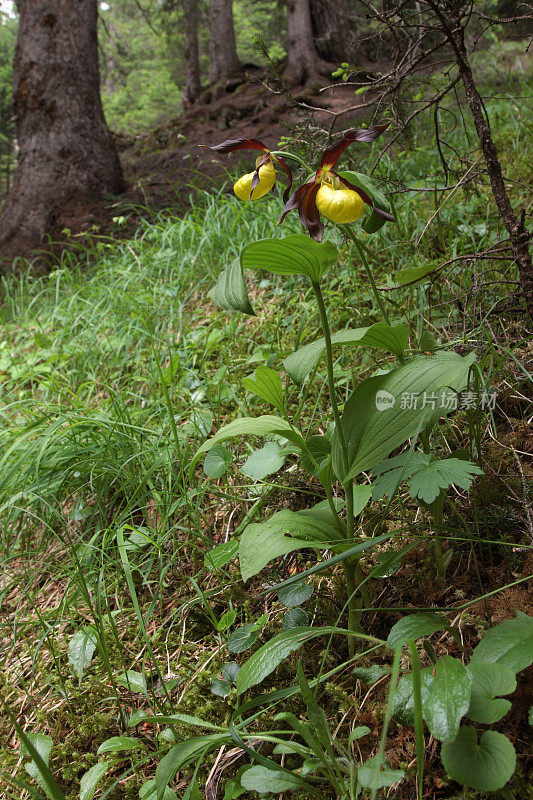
[
  {"x1": 208, "y1": 0, "x2": 240, "y2": 84},
  {"x1": 310, "y1": 0, "x2": 356, "y2": 64},
  {"x1": 0, "y1": 0, "x2": 125, "y2": 262},
  {"x1": 285, "y1": 0, "x2": 327, "y2": 86},
  {"x1": 183, "y1": 0, "x2": 201, "y2": 104},
  {"x1": 426, "y1": 1, "x2": 532, "y2": 314}
]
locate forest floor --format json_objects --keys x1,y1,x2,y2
[{"x1": 0, "y1": 55, "x2": 532, "y2": 800}]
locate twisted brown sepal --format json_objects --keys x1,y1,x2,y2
[
  {"x1": 320, "y1": 124, "x2": 390, "y2": 170},
  {"x1": 334, "y1": 172, "x2": 396, "y2": 222},
  {"x1": 200, "y1": 137, "x2": 270, "y2": 154},
  {"x1": 271, "y1": 155, "x2": 293, "y2": 203},
  {"x1": 279, "y1": 181, "x2": 325, "y2": 242}
]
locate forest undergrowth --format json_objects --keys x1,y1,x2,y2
[{"x1": 0, "y1": 80, "x2": 531, "y2": 800}]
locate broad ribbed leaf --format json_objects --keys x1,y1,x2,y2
[
  {"x1": 242, "y1": 366, "x2": 285, "y2": 412},
  {"x1": 204, "y1": 539, "x2": 239, "y2": 570},
  {"x1": 241, "y1": 234, "x2": 338, "y2": 281},
  {"x1": 470, "y1": 611, "x2": 533, "y2": 674},
  {"x1": 441, "y1": 727, "x2": 516, "y2": 791},
  {"x1": 208, "y1": 257, "x2": 255, "y2": 316},
  {"x1": 191, "y1": 415, "x2": 305, "y2": 472},
  {"x1": 156, "y1": 736, "x2": 228, "y2": 797},
  {"x1": 239, "y1": 509, "x2": 333, "y2": 582},
  {"x1": 284, "y1": 323, "x2": 408, "y2": 385},
  {"x1": 333, "y1": 352, "x2": 476, "y2": 481}
]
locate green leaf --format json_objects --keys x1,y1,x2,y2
[
  {"x1": 203, "y1": 445, "x2": 232, "y2": 478},
  {"x1": 441, "y1": 727, "x2": 516, "y2": 791},
  {"x1": 357, "y1": 756, "x2": 405, "y2": 790},
  {"x1": 277, "y1": 578, "x2": 314, "y2": 607},
  {"x1": 211, "y1": 679, "x2": 230, "y2": 698},
  {"x1": 409, "y1": 458, "x2": 483, "y2": 504},
  {"x1": 222, "y1": 662, "x2": 240, "y2": 682},
  {"x1": 240, "y1": 765, "x2": 301, "y2": 793},
  {"x1": 387, "y1": 614, "x2": 453, "y2": 650},
  {"x1": 282, "y1": 608, "x2": 309, "y2": 629},
  {"x1": 116, "y1": 670, "x2": 147, "y2": 695},
  {"x1": 24, "y1": 733, "x2": 54, "y2": 796},
  {"x1": 353, "y1": 484, "x2": 372, "y2": 516},
  {"x1": 227, "y1": 621, "x2": 266, "y2": 654},
  {"x1": 371, "y1": 452, "x2": 430, "y2": 500},
  {"x1": 528, "y1": 705, "x2": 533, "y2": 726},
  {"x1": 423, "y1": 656, "x2": 472, "y2": 742},
  {"x1": 470, "y1": 611, "x2": 533, "y2": 674},
  {"x1": 396, "y1": 263, "x2": 438, "y2": 286},
  {"x1": 283, "y1": 323, "x2": 409, "y2": 385},
  {"x1": 156, "y1": 736, "x2": 227, "y2": 798},
  {"x1": 349, "y1": 726, "x2": 371, "y2": 742},
  {"x1": 391, "y1": 667, "x2": 435, "y2": 726},
  {"x1": 239, "y1": 509, "x2": 334, "y2": 582},
  {"x1": 139, "y1": 779, "x2": 178, "y2": 800},
  {"x1": 236, "y1": 625, "x2": 353, "y2": 693},
  {"x1": 204, "y1": 539, "x2": 239, "y2": 570},
  {"x1": 242, "y1": 367, "x2": 285, "y2": 412},
  {"x1": 240, "y1": 442, "x2": 285, "y2": 481},
  {"x1": 69, "y1": 625, "x2": 98, "y2": 684},
  {"x1": 80, "y1": 762, "x2": 111, "y2": 800},
  {"x1": 333, "y1": 352, "x2": 476, "y2": 481},
  {"x1": 241, "y1": 234, "x2": 338, "y2": 282},
  {"x1": 191, "y1": 415, "x2": 305, "y2": 472},
  {"x1": 208, "y1": 257, "x2": 255, "y2": 316},
  {"x1": 466, "y1": 662, "x2": 515, "y2": 724},
  {"x1": 216, "y1": 609, "x2": 237, "y2": 632},
  {"x1": 353, "y1": 665, "x2": 390, "y2": 685},
  {"x1": 96, "y1": 736, "x2": 147, "y2": 755},
  {"x1": 337, "y1": 170, "x2": 393, "y2": 234}
]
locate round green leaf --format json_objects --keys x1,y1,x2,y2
[
  {"x1": 441, "y1": 727, "x2": 516, "y2": 791},
  {"x1": 96, "y1": 736, "x2": 147, "y2": 755},
  {"x1": 277, "y1": 579, "x2": 314, "y2": 608},
  {"x1": 203, "y1": 444, "x2": 232, "y2": 478},
  {"x1": 240, "y1": 442, "x2": 285, "y2": 481},
  {"x1": 282, "y1": 607, "x2": 309, "y2": 630},
  {"x1": 466, "y1": 662, "x2": 516, "y2": 724},
  {"x1": 387, "y1": 613, "x2": 452, "y2": 649},
  {"x1": 240, "y1": 765, "x2": 301, "y2": 793}
]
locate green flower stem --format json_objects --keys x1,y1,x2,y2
[
  {"x1": 311, "y1": 279, "x2": 361, "y2": 653},
  {"x1": 270, "y1": 150, "x2": 312, "y2": 172},
  {"x1": 345, "y1": 227, "x2": 406, "y2": 366},
  {"x1": 431, "y1": 492, "x2": 445, "y2": 579}
]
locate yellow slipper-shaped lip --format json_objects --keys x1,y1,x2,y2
[
  {"x1": 316, "y1": 182, "x2": 364, "y2": 224},
  {"x1": 234, "y1": 161, "x2": 276, "y2": 201}
]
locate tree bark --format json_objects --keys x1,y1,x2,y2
[
  {"x1": 426, "y1": 0, "x2": 532, "y2": 314},
  {"x1": 310, "y1": 0, "x2": 357, "y2": 64},
  {"x1": 208, "y1": 0, "x2": 240, "y2": 84},
  {"x1": 183, "y1": 0, "x2": 201, "y2": 104},
  {"x1": 285, "y1": 0, "x2": 328, "y2": 86},
  {"x1": 0, "y1": 0, "x2": 125, "y2": 262}
]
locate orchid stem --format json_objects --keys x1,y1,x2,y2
[
  {"x1": 344, "y1": 226, "x2": 398, "y2": 339},
  {"x1": 271, "y1": 150, "x2": 312, "y2": 172},
  {"x1": 311, "y1": 279, "x2": 360, "y2": 653}
]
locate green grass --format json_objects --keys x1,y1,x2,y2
[{"x1": 0, "y1": 89, "x2": 531, "y2": 800}]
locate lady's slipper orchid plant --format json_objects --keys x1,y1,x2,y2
[
  {"x1": 279, "y1": 124, "x2": 395, "y2": 240},
  {"x1": 201, "y1": 137, "x2": 293, "y2": 202}
]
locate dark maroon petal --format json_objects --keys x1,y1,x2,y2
[
  {"x1": 334, "y1": 172, "x2": 396, "y2": 223},
  {"x1": 299, "y1": 182, "x2": 324, "y2": 242},
  {"x1": 272, "y1": 155, "x2": 293, "y2": 203},
  {"x1": 320, "y1": 124, "x2": 390, "y2": 168},
  {"x1": 199, "y1": 137, "x2": 270, "y2": 154},
  {"x1": 248, "y1": 154, "x2": 271, "y2": 199},
  {"x1": 278, "y1": 183, "x2": 311, "y2": 225}
]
